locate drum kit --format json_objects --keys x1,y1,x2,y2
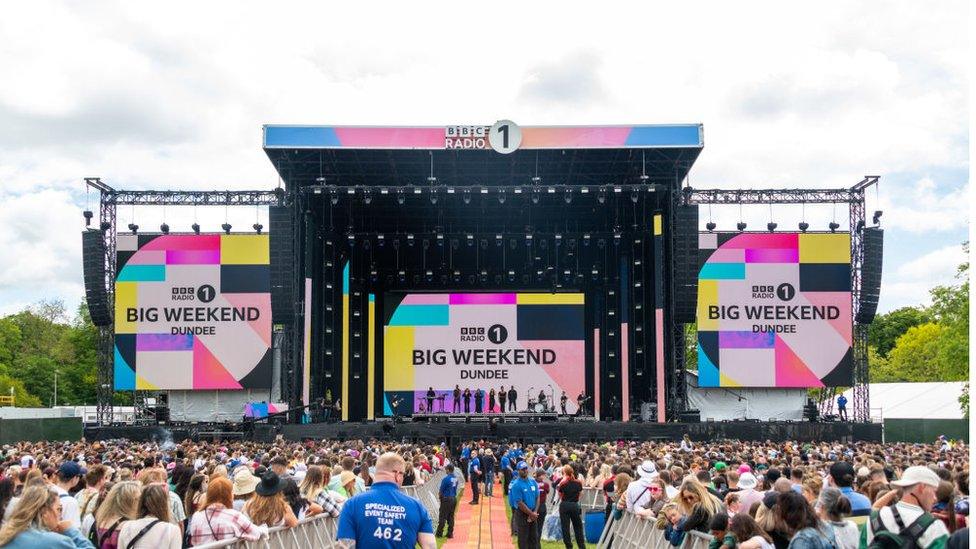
[{"x1": 526, "y1": 398, "x2": 552, "y2": 413}]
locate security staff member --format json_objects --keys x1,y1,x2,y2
[
  {"x1": 467, "y1": 450, "x2": 482, "y2": 504},
  {"x1": 435, "y1": 464, "x2": 459, "y2": 538},
  {"x1": 508, "y1": 462, "x2": 540, "y2": 549},
  {"x1": 336, "y1": 452, "x2": 436, "y2": 549}
]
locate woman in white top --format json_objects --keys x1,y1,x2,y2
[
  {"x1": 118, "y1": 484, "x2": 181, "y2": 549},
  {"x1": 816, "y1": 487, "x2": 859, "y2": 549},
  {"x1": 725, "y1": 513, "x2": 775, "y2": 549}
]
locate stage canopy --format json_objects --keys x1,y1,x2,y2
[
  {"x1": 842, "y1": 382, "x2": 967, "y2": 420},
  {"x1": 262, "y1": 124, "x2": 704, "y2": 188}
]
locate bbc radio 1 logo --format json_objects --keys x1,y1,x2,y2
[
  {"x1": 752, "y1": 283, "x2": 796, "y2": 301},
  {"x1": 459, "y1": 324, "x2": 508, "y2": 344},
  {"x1": 171, "y1": 284, "x2": 216, "y2": 303}
]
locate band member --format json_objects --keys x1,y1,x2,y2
[
  {"x1": 426, "y1": 387, "x2": 436, "y2": 413},
  {"x1": 560, "y1": 391, "x2": 568, "y2": 415},
  {"x1": 576, "y1": 393, "x2": 585, "y2": 416},
  {"x1": 418, "y1": 401, "x2": 427, "y2": 413},
  {"x1": 508, "y1": 386, "x2": 517, "y2": 412},
  {"x1": 499, "y1": 385, "x2": 507, "y2": 412},
  {"x1": 474, "y1": 387, "x2": 484, "y2": 413},
  {"x1": 537, "y1": 389, "x2": 547, "y2": 411},
  {"x1": 463, "y1": 388, "x2": 472, "y2": 413},
  {"x1": 453, "y1": 385, "x2": 462, "y2": 413},
  {"x1": 488, "y1": 388, "x2": 497, "y2": 413}
]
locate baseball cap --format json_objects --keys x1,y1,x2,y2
[
  {"x1": 829, "y1": 462, "x2": 856, "y2": 485},
  {"x1": 891, "y1": 466, "x2": 941, "y2": 488},
  {"x1": 516, "y1": 462, "x2": 528, "y2": 470},
  {"x1": 714, "y1": 462, "x2": 727, "y2": 472},
  {"x1": 58, "y1": 461, "x2": 85, "y2": 478}
]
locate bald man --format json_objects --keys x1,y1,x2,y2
[{"x1": 337, "y1": 452, "x2": 436, "y2": 549}]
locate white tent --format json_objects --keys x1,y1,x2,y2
[{"x1": 840, "y1": 382, "x2": 967, "y2": 420}]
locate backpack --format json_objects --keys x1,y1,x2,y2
[{"x1": 868, "y1": 506, "x2": 937, "y2": 549}]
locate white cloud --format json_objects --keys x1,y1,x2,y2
[
  {"x1": 895, "y1": 244, "x2": 968, "y2": 281},
  {"x1": 0, "y1": 0, "x2": 968, "y2": 315}
]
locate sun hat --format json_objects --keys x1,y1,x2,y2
[
  {"x1": 340, "y1": 471, "x2": 357, "y2": 487},
  {"x1": 637, "y1": 460, "x2": 657, "y2": 479},
  {"x1": 255, "y1": 472, "x2": 284, "y2": 497},
  {"x1": 738, "y1": 472, "x2": 758, "y2": 489},
  {"x1": 232, "y1": 468, "x2": 260, "y2": 496},
  {"x1": 738, "y1": 464, "x2": 752, "y2": 474},
  {"x1": 891, "y1": 466, "x2": 941, "y2": 488}
]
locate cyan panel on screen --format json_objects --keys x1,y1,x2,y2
[
  {"x1": 388, "y1": 305, "x2": 450, "y2": 326},
  {"x1": 699, "y1": 263, "x2": 746, "y2": 280},
  {"x1": 116, "y1": 265, "x2": 165, "y2": 282}
]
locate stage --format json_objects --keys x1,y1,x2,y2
[{"x1": 84, "y1": 419, "x2": 883, "y2": 445}]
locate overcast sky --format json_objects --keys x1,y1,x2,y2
[{"x1": 0, "y1": 1, "x2": 969, "y2": 318}]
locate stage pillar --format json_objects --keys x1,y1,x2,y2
[
  {"x1": 367, "y1": 293, "x2": 375, "y2": 420},
  {"x1": 594, "y1": 328, "x2": 600, "y2": 420},
  {"x1": 341, "y1": 261, "x2": 350, "y2": 421},
  {"x1": 620, "y1": 254, "x2": 630, "y2": 422},
  {"x1": 653, "y1": 213, "x2": 666, "y2": 423},
  {"x1": 302, "y1": 278, "x2": 311, "y2": 407}
]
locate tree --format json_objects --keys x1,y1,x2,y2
[
  {"x1": 868, "y1": 307, "x2": 931, "y2": 358},
  {"x1": 684, "y1": 323, "x2": 697, "y2": 371},
  {"x1": 881, "y1": 323, "x2": 967, "y2": 382},
  {"x1": 960, "y1": 382, "x2": 969, "y2": 419}
]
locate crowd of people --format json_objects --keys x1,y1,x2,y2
[{"x1": 0, "y1": 435, "x2": 963, "y2": 548}]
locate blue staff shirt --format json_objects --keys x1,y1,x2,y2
[
  {"x1": 440, "y1": 474, "x2": 459, "y2": 498},
  {"x1": 461, "y1": 446, "x2": 471, "y2": 459},
  {"x1": 508, "y1": 477, "x2": 539, "y2": 511},
  {"x1": 840, "y1": 486, "x2": 872, "y2": 516},
  {"x1": 469, "y1": 457, "x2": 481, "y2": 477},
  {"x1": 501, "y1": 455, "x2": 511, "y2": 471},
  {"x1": 336, "y1": 481, "x2": 433, "y2": 548}
]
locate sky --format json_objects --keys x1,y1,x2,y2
[{"x1": 0, "y1": 1, "x2": 969, "y2": 319}]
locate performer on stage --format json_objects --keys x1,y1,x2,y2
[
  {"x1": 426, "y1": 387, "x2": 435, "y2": 413},
  {"x1": 474, "y1": 387, "x2": 484, "y2": 414},
  {"x1": 537, "y1": 389, "x2": 547, "y2": 412},
  {"x1": 576, "y1": 393, "x2": 585, "y2": 416},
  {"x1": 488, "y1": 388, "x2": 497, "y2": 413},
  {"x1": 463, "y1": 388, "x2": 472, "y2": 413},
  {"x1": 499, "y1": 385, "x2": 507, "y2": 412},
  {"x1": 453, "y1": 385, "x2": 461, "y2": 413},
  {"x1": 508, "y1": 386, "x2": 517, "y2": 412},
  {"x1": 560, "y1": 391, "x2": 568, "y2": 415}
]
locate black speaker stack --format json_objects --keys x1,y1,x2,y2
[
  {"x1": 673, "y1": 205, "x2": 699, "y2": 324},
  {"x1": 856, "y1": 227, "x2": 883, "y2": 324},
  {"x1": 269, "y1": 206, "x2": 295, "y2": 323},
  {"x1": 81, "y1": 230, "x2": 112, "y2": 326}
]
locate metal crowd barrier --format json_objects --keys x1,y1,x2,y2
[
  {"x1": 193, "y1": 468, "x2": 464, "y2": 549},
  {"x1": 596, "y1": 510, "x2": 714, "y2": 549},
  {"x1": 580, "y1": 487, "x2": 605, "y2": 510}
]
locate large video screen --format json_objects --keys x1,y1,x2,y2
[
  {"x1": 383, "y1": 293, "x2": 585, "y2": 415},
  {"x1": 113, "y1": 234, "x2": 272, "y2": 390},
  {"x1": 696, "y1": 233, "x2": 852, "y2": 388}
]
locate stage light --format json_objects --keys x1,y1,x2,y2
[
  {"x1": 856, "y1": 220, "x2": 865, "y2": 231},
  {"x1": 507, "y1": 270, "x2": 516, "y2": 282},
  {"x1": 128, "y1": 223, "x2": 139, "y2": 234},
  {"x1": 377, "y1": 234, "x2": 385, "y2": 247},
  {"x1": 253, "y1": 223, "x2": 263, "y2": 234},
  {"x1": 583, "y1": 233, "x2": 591, "y2": 246},
  {"x1": 736, "y1": 222, "x2": 747, "y2": 231},
  {"x1": 497, "y1": 190, "x2": 506, "y2": 204},
  {"x1": 160, "y1": 223, "x2": 170, "y2": 234},
  {"x1": 531, "y1": 190, "x2": 540, "y2": 204},
  {"x1": 425, "y1": 270, "x2": 433, "y2": 282},
  {"x1": 872, "y1": 210, "x2": 883, "y2": 224},
  {"x1": 429, "y1": 190, "x2": 438, "y2": 205},
  {"x1": 407, "y1": 234, "x2": 415, "y2": 246},
  {"x1": 480, "y1": 238, "x2": 488, "y2": 249},
  {"x1": 329, "y1": 190, "x2": 339, "y2": 205},
  {"x1": 597, "y1": 238, "x2": 606, "y2": 249},
  {"x1": 191, "y1": 223, "x2": 201, "y2": 234},
  {"x1": 564, "y1": 189, "x2": 572, "y2": 204},
  {"x1": 436, "y1": 234, "x2": 444, "y2": 246},
  {"x1": 829, "y1": 222, "x2": 840, "y2": 232},
  {"x1": 396, "y1": 190, "x2": 405, "y2": 205},
  {"x1": 799, "y1": 222, "x2": 809, "y2": 232},
  {"x1": 463, "y1": 190, "x2": 471, "y2": 205},
  {"x1": 706, "y1": 222, "x2": 716, "y2": 231},
  {"x1": 494, "y1": 274, "x2": 503, "y2": 284},
  {"x1": 767, "y1": 222, "x2": 777, "y2": 232},
  {"x1": 630, "y1": 191, "x2": 639, "y2": 204},
  {"x1": 99, "y1": 221, "x2": 111, "y2": 231},
  {"x1": 453, "y1": 270, "x2": 461, "y2": 282},
  {"x1": 466, "y1": 234, "x2": 474, "y2": 246},
  {"x1": 398, "y1": 270, "x2": 406, "y2": 283},
  {"x1": 597, "y1": 190, "x2": 606, "y2": 204},
  {"x1": 495, "y1": 234, "x2": 503, "y2": 246},
  {"x1": 83, "y1": 210, "x2": 93, "y2": 227},
  {"x1": 221, "y1": 223, "x2": 232, "y2": 234},
  {"x1": 362, "y1": 191, "x2": 372, "y2": 204}
]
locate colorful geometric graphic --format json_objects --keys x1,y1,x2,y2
[
  {"x1": 382, "y1": 293, "x2": 585, "y2": 416},
  {"x1": 696, "y1": 233, "x2": 852, "y2": 388},
  {"x1": 113, "y1": 234, "x2": 272, "y2": 390}
]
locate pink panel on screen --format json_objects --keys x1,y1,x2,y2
[
  {"x1": 621, "y1": 324, "x2": 629, "y2": 422},
  {"x1": 656, "y1": 309, "x2": 665, "y2": 423},
  {"x1": 126, "y1": 251, "x2": 166, "y2": 265},
  {"x1": 193, "y1": 339, "x2": 242, "y2": 389},
  {"x1": 774, "y1": 336, "x2": 825, "y2": 387},
  {"x1": 400, "y1": 294, "x2": 451, "y2": 305},
  {"x1": 722, "y1": 233, "x2": 798, "y2": 250},
  {"x1": 745, "y1": 248, "x2": 799, "y2": 263},
  {"x1": 521, "y1": 341, "x2": 586, "y2": 400},
  {"x1": 521, "y1": 127, "x2": 631, "y2": 148},
  {"x1": 593, "y1": 328, "x2": 600, "y2": 420},
  {"x1": 706, "y1": 248, "x2": 745, "y2": 263},
  {"x1": 140, "y1": 234, "x2": 220, "y2": 251},
  {"x1": 334, "y1": 127, "x2": 444, "y2": 148},
  {"x1": 803, "y1": 292, "x2": 853, "y2": 346},
  {"x1": 449, "y1": 293, "x2": 516, "y2": 305},
  {"x1": 223, "y1": 293, "x2": 273, "y2": 348},
  {"x1": 166, "y1": 249, "x2": 221, "y2": 265}
]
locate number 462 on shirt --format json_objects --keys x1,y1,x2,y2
[{"x1": 373, "y1": 527, "x2": 403, "y2": 541}]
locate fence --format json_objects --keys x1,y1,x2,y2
[
  {"x1": 194, "y1": 469, "x2": 462, "y2": 549},
  {"x1": 596, "y1": 510, "x2": 714, "y2": 549}
]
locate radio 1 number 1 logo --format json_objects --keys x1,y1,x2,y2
[{"x1": 197, "y1": 284, "x2": 216, "y2": 303}]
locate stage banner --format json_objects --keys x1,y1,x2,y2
[
  {"x1": 696, "y1": 232, "x2": 852, "y2": 388},
  {"x1": 383, "y1": 293, "x2": 585, "y2": 415},
  {"x1": 113, "y1": 234, "x2": 272, "y2": 390}
]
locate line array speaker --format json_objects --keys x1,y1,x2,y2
[
  {"x1": 269, "y1": 206, "x2": 296, "y2": 323},
  {"x1": 81, "y1": 230, "x2": 112, "y2": 326},
  {"x1": 673, "y1": 205, "x2": 699, "y2": 324},
  {"x1": 856, "y1": 227, "x2": 883, "y2": 324}
]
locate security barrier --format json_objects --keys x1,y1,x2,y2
[
  {"x1": 193, "y1": 469, "x2": 463, "y2": 549},
  {"x1": 596, "y1": 510, "x2": 713, "y2": 549}
]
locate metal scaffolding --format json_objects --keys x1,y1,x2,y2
[
  {"x1": 682, "y1": 176, "x2": 880, "y2": 423},
  {"x1": 83, "y1": 178, "x2": 284, "y2": 425}
]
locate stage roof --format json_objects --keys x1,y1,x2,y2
[{"x1": 263, "y1": 124, "x2": 704, "y2": 188}]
